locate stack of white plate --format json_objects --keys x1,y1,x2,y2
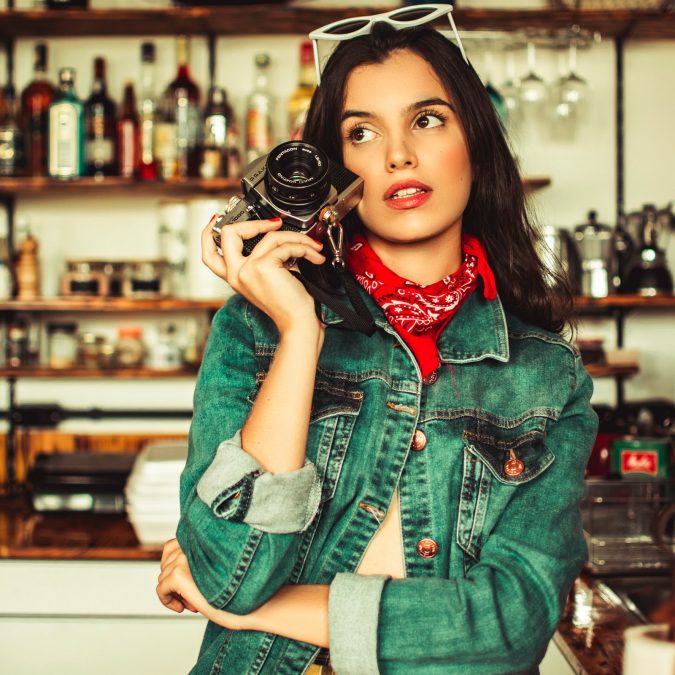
[{"x1": 125, "y1": 440, "x2": 188, "y2": 546}]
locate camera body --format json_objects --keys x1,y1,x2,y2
[{"x1": 212, "y1": 142, "x2": 363, "y2": 263}]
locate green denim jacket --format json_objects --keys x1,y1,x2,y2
[{"x1": 177, "y1": 285, "x2": 598, "y2": 675}]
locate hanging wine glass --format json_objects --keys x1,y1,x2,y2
[
  {"x1": 500, "y1": 46, "x2": 521, "y2": 130},
  {"x1": 519, "y1": 40, "x2": 547, "y2": 106},
  {"x1": 550, "y1": 38, "x2": 588, "y2": 141},
  {"x1": 482, "y1": 46, "x2": 507, "y2": 125},
  {"x1": 558, "y1": 40, "x2": 588, "y2": 109}
]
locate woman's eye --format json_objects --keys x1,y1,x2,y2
[
  {"x1": 416, "y1": 113, "x2": 445, "y2": 129},
  {"x1": 348, "y1": 126, "x2": 376, "y2": 144}
]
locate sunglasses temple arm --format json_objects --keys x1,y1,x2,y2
[
  {"x1": 447, "y1": 12, "x2": 468, "y2": 64},
  {"x1": 312, "y1": 39, "x2": 323, "y2": 86}
]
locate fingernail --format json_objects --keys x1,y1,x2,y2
[
  {"x1": 311, "y1": 238, "x2": 323, "y2": 246},
  {"x1": 269, "y1": 218, "x2": 283, "y2": 224}
]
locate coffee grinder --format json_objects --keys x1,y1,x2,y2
[{"x1": 624, "y1": 203, "x2": 673, "y2": 296}]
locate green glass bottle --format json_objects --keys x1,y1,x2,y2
[{"x1": 48, "y1": 67, "x2": 85, "y2": 179}]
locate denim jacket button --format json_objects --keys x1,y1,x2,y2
[
  {"x1": 411, "y1": 429, "x2": 427, "y2": 451},
  {"x1": 422, "y1": 370, "x2": 438, "y2": 385},
  {"x1": 416, "y1": 538, "x2": 438, "y2": 558},
  {"x1": 504, "y1": 449, "x2": 525, "y2": 477}
]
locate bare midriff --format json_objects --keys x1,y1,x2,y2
[{"x1": 355, "y1": 489, "x2": 406, "y2": 579}]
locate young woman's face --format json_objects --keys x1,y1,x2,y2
[{"x1": 340, "y1": 49, "x2": 472, "y2": 247}]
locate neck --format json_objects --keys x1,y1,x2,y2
[{"x1": 364, "y1": 226, "x2": 463, "y2": 285}]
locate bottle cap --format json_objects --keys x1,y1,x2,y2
[
  {"x1": 141, "y1": 42, "x2": 156, "y2": 63},
  {"x1": 255, "y1": 53, "x2": 270, "y2": 69},
  {"x1": 118, "y1": 327, "x2": 142, "y2": 339},
  {"x1": 300, "y1": 41, "x2": 313, "y2": 65}
]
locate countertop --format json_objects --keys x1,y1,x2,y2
[{"x1": 0, "y1": 495, "x2": 649, "y2": 673}]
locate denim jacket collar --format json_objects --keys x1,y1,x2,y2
[{"x1": 320, "y1": 282, "x2": 509, "y2": 365}]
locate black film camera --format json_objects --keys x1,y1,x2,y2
[{"x1": 212, "y1": 141, "x2": 363, "y2": 289}]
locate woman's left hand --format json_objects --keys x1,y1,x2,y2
[{"x1": 157, "y1": 538, "x2": 247, "y2": 630}]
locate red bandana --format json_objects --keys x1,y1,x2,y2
[{"x1": 346, "y1": 233, "x2": 497, "y2": 379}]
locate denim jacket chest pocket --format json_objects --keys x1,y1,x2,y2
[
  {"x1": 457, "y1": 415, "x2": 555, "y2": 570},
  {"x1": 247, "y1": 358, "x2": 363, "y2": 504}
]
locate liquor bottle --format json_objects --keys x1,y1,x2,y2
[
  {"x1": 117, "y1": 83, "x2": 139, "y2": 179},
  {"x1": 164, "y1": 36, "x2": 201, "y2": 178},
  {"x1": 84, "y1": 57, "x2": 117, "y2": 177},
  {"x1": 154, "y1": 88, "x2": 178, "y2": 181},
  {"x1": 200, "y1": 86, "x2": 233, "y2": 179},
  {"x1": 138, "y1": 42, "x2": 158, "y2": 181},
  {"x1": 20, "y1": 43, "x2": 56, "y2": 177},
  {"x1": 0, "y1": 85, "x2": 23, "y2": 177},
  {"x1": 48, "y1": 68, "x2": 85, "y2": 179},
  {"x1": 246, "y1": 53, "x2": 274, "y2": 164},
  {"x1": 287, "y1": 41, "x2": 316, "y2": 141}
]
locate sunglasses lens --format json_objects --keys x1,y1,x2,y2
[
  {"x1": 391, "y1": 7, "x2": 437, "y2": 22},
  {"x1": 325, "y1": 18, "x2": 370, "y2": 35}
]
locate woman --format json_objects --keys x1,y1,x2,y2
[{"x1": 157, "y1": 9, "x2": 598, "y2": 675}]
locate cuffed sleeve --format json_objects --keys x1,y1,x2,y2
[
  {"x1": 328, "y1": 573, "x2": 390, "y2": 675},
  {"x1": 196, "y1": 430, "x2": 323, "y2": 534},
  {"x1": 177, "y1": 295, "x2": 318, "y2": 614}
]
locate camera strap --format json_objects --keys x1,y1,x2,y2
[{"x1": 289, "y1": 270, "x2": 376, "y2": 336}]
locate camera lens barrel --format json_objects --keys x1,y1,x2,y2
[{"x1": 264, "y1": 141, "x2": 331, "y2": 213}]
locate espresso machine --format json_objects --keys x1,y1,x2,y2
[
  {"x1": 574, "y1": 211, "x2": 615, "y2": 297},
  {"x1": 623, "y1": 203, "x2": 673, "y2": 296}
]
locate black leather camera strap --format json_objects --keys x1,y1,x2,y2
[{"x1": 290, "y1": 270, "x2": 376, "y2": 336}]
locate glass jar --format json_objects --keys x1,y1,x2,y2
[
  {"x1": 114, "y1": 327, "x2": 147, "y2": 368},
  {"x1": 77, "y1": 332, "x2": 102, "y2": 368},
  {"x1": 149, "y1": 323, "x2": 182, "y2": 370},
  {"x1": 6, "y1": 319, "x2": 28, "y2": 367},
  {"x1": 61, "y1": 260, "x2": 109, "y2": 297},
  {"x1": 47, "y1": 322, "x2": 78, "y2": 369},
  {"x1": 122, "y1": 259, "x2": 170, "y2": 299}
]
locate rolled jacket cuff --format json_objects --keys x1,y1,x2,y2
[
  {"x1": 195, "y1": 430, "x2": 322, "y2": 534},
  {"x1": 328, "y1": 572, "x2": 390, "y2": 675}
]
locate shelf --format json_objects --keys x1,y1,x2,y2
[
  {"x1": 0, "y1": 176, "x2": 240, "y2": 197},
  {"x1": 0, "y1": 366, "x2": 199, "y2": 379},
  {"x1": 585, "y1": 363, "x2": 639, "y2": 378},
  {"x1": 574, "y1": 294, "x2": 675, "y2": 310},
  {"x1": 0, "y1": 297, "x2": 224, "y2": 312},
  {"x1": 0, "y1": 7, "x2": 673, "y2": 39},
  {"x1": 0, "y1": 175, "x2": 548, "y2": 196}
]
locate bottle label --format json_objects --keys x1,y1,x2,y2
[
  {"x1": 49, "y1": 103, "x2": 80, "y2": 177},
  {"x1": 88, "y1": 105, "x2": 114, "y2": 164},
  {"x1": 0, "y1": 126, "x2": 20, "y2": 176},
  {"x1": 140, "y1": 115, "x2": 155, "y2": 165},
  {"x1": 246, "y1": 108, "x2": 273, "y2": 156},
  {"x1": 119, "y1": 119, "x2": 136, "y2": 177},
  {"x1": 204, "y1": 114, "x2": 226, "y2": 147},
  {"x1": 154, "y1": 121, "x2": 177, "y2": 179}
]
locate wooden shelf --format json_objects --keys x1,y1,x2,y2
[
  {"x1": 585, "y1": 363, "x2": 639, "y2": 378},
  {"x1": 0, "y1": 176, "x2": 240, "y2": 197},
  {"x1": 0, "y1": 297, "x2": 224, "y2": 312},
  {"x1": 0, "y1": 175, "x2": 548, "y2": 196},
  {"x1": 574, "y1": 294, "x2": 675, "y2": 310},
  {"x1": 0, "y1": 366, "x2": 199, "y2": 379},
  {"x1": 0, "y1": 7, "x2": 673, "y2": 39}
]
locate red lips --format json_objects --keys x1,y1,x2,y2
[{"x1": 383, "y1": 180, "x2": 432, "y2": 201}]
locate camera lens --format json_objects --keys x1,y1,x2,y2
[{"x1": 264, "y1": 141, "x2": 331, "y2": 213}]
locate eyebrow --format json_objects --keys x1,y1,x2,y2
[{"x1": 340, "y1": 97, "x2": 455, "y2": 123}]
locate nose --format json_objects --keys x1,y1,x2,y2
[{"x1": 386, "y1": 135, "x2": 417, "y2": 171}]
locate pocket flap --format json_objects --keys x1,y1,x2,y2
[{"x1": 464, "y1": 430, "x2": 554, "y2": 485}]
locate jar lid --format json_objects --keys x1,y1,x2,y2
[
  {"x1": 118, "y1": 327, "x2": 142, "y2": 338},
  {"x1": 47, "y1": 322, "x2": 78, "y2": 333}
]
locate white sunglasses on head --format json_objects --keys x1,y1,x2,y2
[{"x1": 308, "y1": 3, "x2": 468, "y2": 85}]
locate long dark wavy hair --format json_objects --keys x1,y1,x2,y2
[{"x1": 303, "y1": 24, "x2": 573, "y2": 335}]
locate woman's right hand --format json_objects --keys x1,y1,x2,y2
[{"x1": 201, "y1": 215, "x2": 326, "y2": 336}]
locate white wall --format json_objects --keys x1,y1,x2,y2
[{"x1": 0, "y1": 24, "x2": 673, "y2": 423}]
